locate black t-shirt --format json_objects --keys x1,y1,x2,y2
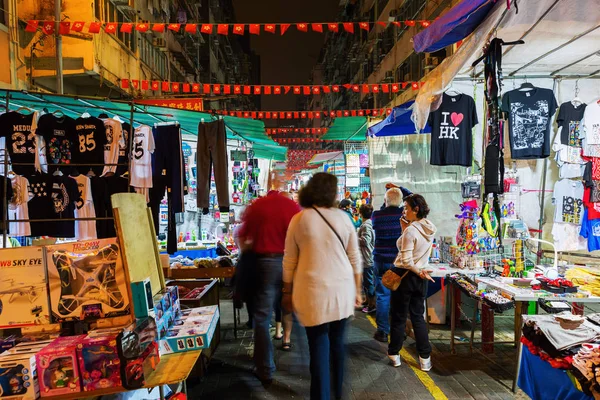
[
  {"x1": 48, "y1": 175, "x2": 79, "y2": 238},
  {"x1": 73, "y1": 117, "x2": 107, "y2": 176},
  {"x1": 37, "y1": 114, "x2": 77, "y2": 169},
  {"x1": 116, "y1": 122, "x2": 131, "y2": 176},
  {"x1": 428, "y1": 93, "x2": 478, "y2": 167},
  {"x1": 557, "y1": 102, "x2": 586, "y2": 147},
  {"x1": 501, "y1": 87, "x2": 558, "y2": 159},
  {"x1": 0, "y1": 112, "x2": 37, "y2": 175},
  {"x1": 0, "y1": 175, "x2": 13, "y2": 233},
  {"x1": 27, "y1": 173, "x2": 55, "y2": 237}
]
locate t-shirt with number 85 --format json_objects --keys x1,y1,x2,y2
[
  {"x1": 130, "y1": 125, "x2": 155, "y2": 189},
  {"x1": 73, "y1": 116, "x2": 107, "y2": 176}
]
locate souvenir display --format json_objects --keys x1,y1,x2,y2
[{"x1": 45, "y1": 239, "x2": 130, "y2": 322}]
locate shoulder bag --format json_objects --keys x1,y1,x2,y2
[
  {"x1": 312, "y1": 206, "x2": 346, "y2": 250},
  {"x1": 382, "y1": 268, "x2": 409, "y2": 291}
]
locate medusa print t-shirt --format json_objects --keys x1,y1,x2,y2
[{"x1": 501, "y1": 87, "x2": 558, "y2": 159}]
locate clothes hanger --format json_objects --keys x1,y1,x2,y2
[
  {"x1": 572, "y1": 80, "x2": 583, "y2": 107},
  {"x1": 98, "y1": 113, "x2": 109, "y2": 119},
  {"x1": 113, "y1": 115, "x2": 124, "y2": 123},
  {"x1": 86, "y1": 168, "x2": 96, "y2": 177},
  {"x1": 15, "y1": 106, "x2": 33, "y2": 115},
  {"x1": 518, "y1": 77, "x2": 534, "y2": 91},
  {"x1": 81, "y1": 109, "x2": 91, "y2": 118},
  {"x1": 53, "y1": 167, "x2": 63, "y2": 176}
]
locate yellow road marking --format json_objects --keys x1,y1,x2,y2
[{"x1": 366, "y1": 314, "x2": 448, "y2": 400}]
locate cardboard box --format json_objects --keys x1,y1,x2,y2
[
  {"x1": 131, "y1": 279, "x2": 153, "y2": 319},
  {"x1": 0, "y1": 352, "x2": 38, "y2": 400},
  {"x1": 77, "y1": 333, "x2": 122, "y2": 391},
  {"x1": 159, "y1": 306, "x2": 219, "y2": 354},
  {"x1": 0, "y1": 247, "x2": 50, "y2": 328},
  {"x1": 45, "y1": 239, "x2": 131, "y2": 322},
  {"x1": 36, "y1": 336, "x2": 85, "y2": 397},
  {"x1": 117, "y1": 317, "x2": 159, "y2": 390}
]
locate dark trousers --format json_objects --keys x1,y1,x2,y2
[
  {"x1": 197, "y1": 120, "x2": 229, "y2": 211},
  {"x1": 388, "y1": 272, "x2": 431, "y2": 358},
  {"x1": 305, "y1": 318, "x2": 348, "y2": 400},
  {"x1": 252, "y1": 256, "x2": 283, "y2": 380}
]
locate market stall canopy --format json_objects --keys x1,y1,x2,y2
[
  {"x1": 368, "y1": 101, "x2": 431, "y2": 137},
  {"x1": 412, "y1": 0, "x2": 600, "y2": 129},
  {"x1": 320, "y1": 117, "x2": 368, "y2": 141},
  {"x1": 307, "y1": 151, "x2": 344, "y2": 165},
  {"x1": 413, "y1": 0, "x2": 497, "y2": 53},
  {"x1": 0, "y1": 90, "x2": 287, "y2": 161}
]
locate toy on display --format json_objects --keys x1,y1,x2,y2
[
  {"x1": 36, "y1": 336, "x2": 86, "y2": 397},
  {"x1": 117, "y1": 317, "x2": 159, "y2": 389},
  {"x1": 46, "y1": 239, "x2": 131, "y2": 322},
  {"x1": 159, "y1": 305, "x2": 219, "y2": 354},
  {"x1": 77, "y1": 330, "x2": 122, "y2": 391},
  {"x1": 0, "y1": 351, "x2": 37, "y2": 400},
  {"x1": 0, "y1": 247, "x2": 50, "y2": 328}
]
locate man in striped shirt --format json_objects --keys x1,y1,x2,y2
[{"x1": 372, "y1": 185, "x2": 412, "y2": 342}]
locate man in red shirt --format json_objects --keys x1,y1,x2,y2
[{"x1": 239, "y1": 190, "x2": 300, "y2": 384}]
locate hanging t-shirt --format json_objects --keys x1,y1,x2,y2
[
  {"x1": 49, "y1": 175, "x2": 79, "y2": 238},
  {"x1": 71, "y1": 174, "x2": 97, "y2": 240},
  {"x1": 580, "y1": 208, "x2": 600, "y2": 252},
  {"x1": 36, "y1": 114, "x2": 77, "y2": 172},
  {"x1": 116, "y1": 122, "x2": 131, "y2": 176},
  {"x1": 101, "y1": 118, "x2": 124, "y2": 176},
  {"x1": 90, "y1": 176, "x2": 112, "y2": 239},
  {"x1": 27, "y1": 173, "x2": 54, "y2": 236},
  {"x1": 0, "y1": 175, "x2": 13, "y2": 234},
  {"x1": 501, "y1": 88, "x2": 558, "y2": 159},
  {"x1": 552, "y1": 223, "x2": 586, "y2": 252},
  {"x1": 559, "y1": 163, "x2": 585, "y2": 179},
  {"x1": 557, "y1": 101, "x2": 586, "y2": 147},
  {"x1": 0, "y1": 112, "x2": 38, "y2": 175},
  {"x1": 428, "y1": 93, "x2": 478, "y2": 167},
  {"x1": 581, "y1": 101, "x2": 600, "y2": 145},
  {"x1": 73, "y1": 117, "x2": 107, "y2": 176},
  {"x1": 553, "y1": 179, "x2": 584, "y2": 225},
  {"x1": 8, "y1": 175, "x2": 31, "y2": 237},
  {"x1": 130, "y1": 125, "x2": 155, "y2": 188}
]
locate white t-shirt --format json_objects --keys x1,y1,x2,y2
[
  {"x1": 71, "y1": 174, "x2": 97, "y2": 240},
  {"x1": 9, "y1": 175, "x2": 32, "y2": 236},
  {"x1": 553, "y1": 179, "x2": 584, "y2": 225},
  {"x1": 581, "y1": 102, "x2": 600, "y2": 145},
  {"x1": 101, "y1": 118, "x2": 124, "y2": 176},
  {"x1": 552, "y1": 223, "x2": 587, "y2": 252},
  {"x1": 130, "y1": 125, "x2": 155, "y2": 188},
  {"x1": 559, "y1": 163, "x2": 585, "y2": 179}
]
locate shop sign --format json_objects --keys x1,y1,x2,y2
[
  {"x1": 346, "y1": 174, "x2": 360, "y2": 187},
  {"x1": 135, "y1": 98, "x2": 204, "y2": 112}
]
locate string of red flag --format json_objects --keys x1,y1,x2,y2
[
  {"x1": 266, "y1": 128, "x2": 329, "y2": 135},
  {"x1": 216, "y1": 109, "x2": 393, "y2": 119},
  {"x1": 121, "y1": 79, "x2": 422, "y2": 95},
  {"x1": 25, "y1": 20, "x2": 432, "y2": 36},
  {"x1": 273, "y1": 138, "x2": 336, "y2": 144}
]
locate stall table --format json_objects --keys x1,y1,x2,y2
[{"x1": 45, "y1": 350, "x2": 201, "y2": 400}]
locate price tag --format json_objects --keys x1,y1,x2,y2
[{"x1": 220, "y1": 213, "x2": 230, "y2": 223}]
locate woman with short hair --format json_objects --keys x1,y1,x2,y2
[{"x1": 283, "y1": 172, "x2": 362, "y2": 400}]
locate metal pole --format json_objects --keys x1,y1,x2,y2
[
  {"x1": 3, "y1": 91, "x2": 9, "y2": 248},
  {"x1": 55, "y1": 1, "x2": 63, "y2": 94},
  {"x1": 128, "y1": 102, "x2": 135, "y2": 191}
]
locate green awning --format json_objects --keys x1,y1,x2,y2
[
  {"x1": 0, "y1": 90, "x2": 286, "y2": 157},
  {"x1": 321, "y1": 117, "x2": 368, "y2": 141}
]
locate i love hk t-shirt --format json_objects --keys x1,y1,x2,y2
[{"x1": 428, "y1": 93, "x2": 478, "y2": 167}]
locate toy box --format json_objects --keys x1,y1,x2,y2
[
  {"x1": 0, "y1": 337, "x2": 17, "y2": 355},
  {"x1": 166, "y1": 286, "x2": 180, "y2": 319},
  {"x1": 0, "y1": 351, "x2": 38, "y2": 400},
  {"x1": 152, "y1": 290, "x2": 174, "y2": 339},
  {"x1": 36, "y1": 336, "x2": 85, "y2": 397},
  {"x1": 77, "y1": 332, "x2": 122, "y2": 391},
  {"x1": 131, "y1": 279, "x2": 153, "y2": 319},
  {"x1": 45, "y1": 238, "x2": 131, "y2": 322},
  {"x1": 0, "y1": 247, "x2": 50, "y2": 328},
  {"x1": 159, "y1": 306, "x2": 219, "y2": 354},
  {"x1": 117, "y1": 317, "x2": 159, "y2": 389}
]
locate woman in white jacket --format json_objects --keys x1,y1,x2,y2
[
  {"x1": 387, "y1": 194, "x2": 437, "y2": 371},
  {"x1": 282, "y1": 172, "x2": 362, "y2": 400}
]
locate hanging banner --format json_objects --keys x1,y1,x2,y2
[{"x1": 135, "y1": 98, "x2": 204, "y2": 111}]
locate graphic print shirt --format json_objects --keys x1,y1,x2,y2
[
  {"x1": 101, "y1": 118, "x2": 124, "y2": 176},
  {"x1": 130, "y1": 125, "x2": 155, "y2": 188},
  {"x1": 553, "y1": 178, "x2": 584, "y2": 225},
  {"x1": 501, "y1": 88, "x2": 558, "y2": 159},
  {"x1": 71, "y1": 174, "x2": 96, "y2": 240},
  {"x1": 0, "y1": 112, "x2": 38, "y2": 175},
  {"x1": 36, "y1": 114, "x2": 77, "y2": 170},
  {"x1": 49, "y1": 175, "x2": 79, "y2": 238},
  {"x1": 581, "y1": 102, "x2": 600, "y2": 145},
  {"x1": 557, "y1": 101, "x2": 586, "y2": 146},
  {"x1": 73, "y1": 117, "x2": 107, "y2": 176},
  {"x1": 27, "y1": 173, "x2": 54, "y2": 236},
  {"x1": 9, "y1": 175, "x2": 31, "y2": 236},
  {"x1": 428, "y1": 93, "x2": 478, "y2": 167}
]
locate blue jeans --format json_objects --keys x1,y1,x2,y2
[
  {"x1": 375, "y1": 261, "x2": 392, "y2": 335},
  {"x1": 305, "y1": 318, "x2": 348, "y2": 400},
  {"x1": 363, "y1": 266, "x2": 376, "y2": 298},
  {"x1": 252, "y1": 256, "x2": 283, "y2": 380}
]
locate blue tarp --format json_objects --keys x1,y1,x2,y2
[
  {"x1": 367, "y1": 101, "x2": 431, "y2": 137},
  {"x1": 518, "y1": 345, "x2": 593, "y2": 400},
  {"x1": 413, "y1": 0, "x2": 496, "y2": 53}
]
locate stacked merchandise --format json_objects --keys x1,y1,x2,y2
[
  {"x1": 580, "y1": 100, "x2": 600, "y2": 252},
  {"x1": 522, "y1": 312, "x2": 600, "y2": 396},
  {"x1": 449, "y1": 273, "x2": 514, "y2": 312}
]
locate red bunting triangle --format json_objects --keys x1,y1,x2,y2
[
  {"x1": 281, "y1": 24, "x2": 291, "y2": 35},
  {"x1": 71, "y1": 21, "x2": 85, "y2": 32},
  {"x1": 264, "y1": 24, "x2": 276, "y2": 34},
  {"x1": 136, "y1": 23, "x2": 149, "y2": 32},
  {"x1": 185, "y1": 24, "x2": 198, "y2": 33},
  {"x1": 41, "y1": 21, "x2": 55, "y2": 35},
  {"x1": 217, "y1": 24, "x2": 228, "y2": 35},
  {"x1": 88, "y1": 22, "x2": 101, "y2": 34},
  {"x1": 104, "y1": 23, "x2": 118, "y2": 34},
  {"x1": 120, "y1": 23, "x2": 133, "y2": 33},
  {"x1": 249, "y1": 24, "x2": 260, "y2": 35},
  {"x1": 312, "y1": 23, "x2": 323, "y2": 33},
  {"x1": 168, "y1": 24, "x2": 181, "y2": 32},
  {"x1": 297, "y1": 23, "x2": 308, "y2": 32},
  {"x1": 152, "y1": 23, "x2": 165, "y2": 32},
  {"x1": 233, "y1": 24, "x2": 245, "y2": 35},
  {"x1": 343, "y1": 23, "x2": 354, "y2": 33},
  {"x1": 59, "y1": 22, "x2": 70, "y2": 35}
]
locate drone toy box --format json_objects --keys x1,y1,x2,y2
[
  {"x1": 0, "y1": 351, "x2": 38, "y2": 400},
  {"x1": 0, "y1": 247, "x2": 50, "y2": 328},
  {"x1": 36, "y1": 336, "x2": 85, "y2": 397},
  {"x1": 45, "y1": 238, "x2": 131, "y2": 322},
  {"x1": 77, "y1": 332, "x2": 122, "y2": 391}
]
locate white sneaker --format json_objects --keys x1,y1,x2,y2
[
  {"x1": 388, "y1": 354, "x2": 401, "y2": 367},
  {"x1": 419, "y1": 356, "x2": 432, "y2": 371}
]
